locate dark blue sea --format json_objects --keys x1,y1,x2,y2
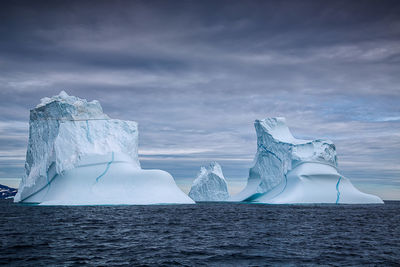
[{"x1": 1, "y1": 200, "x2": 399, "y2": 266}]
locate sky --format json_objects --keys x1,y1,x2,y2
[{"x1": 0, "y1": 0, "x2": 399, "y2": 199}]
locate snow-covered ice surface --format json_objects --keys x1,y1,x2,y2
[
  {"x1": 230, "y1": 117, "x2": 383, "y2": 204},
  {"x1": 14, "y1": 91, "x2": 193, "y2": 205},
  {"x1": 189, "y1": 162, "x2": 230, "y2": 202}
]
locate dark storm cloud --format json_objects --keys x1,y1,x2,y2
[{"x1": 0, "y1": 0, "x2": 399, "y2": 198}]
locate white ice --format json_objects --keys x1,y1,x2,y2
[
  {"x1": 14, "y1": 91, "x2": 194, "y2": 205},
  {"x1": 230, "y1": 117, "x2": 383, "y2": 204},
  {"x1": 189, "y1": 162, "x2": 230, "y2": 202}
]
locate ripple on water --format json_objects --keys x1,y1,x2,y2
[{"x1": 0, "y1": 200, "x2": 399, "y2": 266}]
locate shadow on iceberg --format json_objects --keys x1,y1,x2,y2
[{"x1": 14, "y1": 91, "x2": 194, "y2": 205}]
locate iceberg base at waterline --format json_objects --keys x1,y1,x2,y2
[
  {"x1": 19, "y1": 152, "x2": 194, "y2": 205},
  {"x1": 237, "y1": 162, "x2": 382, "y2": 204}
]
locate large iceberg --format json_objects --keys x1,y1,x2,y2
[
  {"x1": 230, "y1": 117, "x2": 383, "y2": 204},
  {"x1": 14, "y1": 91, "x2": 194, "y2": 205},
  {"x1": 188, "y1": 162, "x2": 230, "y2": 202}
]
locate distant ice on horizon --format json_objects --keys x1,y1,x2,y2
[{"x1": 189, "y1": 162, "x2": 230, "y2": 202}]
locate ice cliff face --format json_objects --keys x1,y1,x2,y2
[
  {"x1": 189, "y1": 162, "x2": 230, "y2": 201},
  {"x1": 15, "y1": 91, "x2": 139, "y2": 202},
  {"x1": 15, "y1": 91, "x2": 193, "y2": 205},
  {"x1": 231, "y1": 117, "x2": 382, "y2": 204},
  {"x1": 251, "y1": 117, "x2": 337, "y2": 195}
]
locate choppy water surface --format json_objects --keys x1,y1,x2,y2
[{"x1": 1, "y1": 200, "x2": 399, "y2": 266}]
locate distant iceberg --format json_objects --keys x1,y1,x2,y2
[
  {"x1": 230, "y1": 117, "x2": 383, "y2": 204},
  {"x1": 0, "y1": 184, "x2": 17, "y2": 199},
  {"x1": 189, "y1": 162, "x2": 230, "y2": 202},
  {"x1": 14, "y1": 91, "x2": 194, "y2": 205}
]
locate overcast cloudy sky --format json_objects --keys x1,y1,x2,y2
[{"x1": 0, "y1": 0, "x2": 399, "y2": 199}]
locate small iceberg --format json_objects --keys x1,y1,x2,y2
[{"x1": 189, "y1": 162, "x2": 230, "y2": 202}]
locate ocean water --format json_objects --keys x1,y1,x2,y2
[{"x1": 1, "y1": 200, "x2": 399, "y2": 266}]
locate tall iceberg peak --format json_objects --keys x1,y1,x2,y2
[
  {"x1": 251, "y1": 117, "x2": 337, "y2": 195},
  {"x1": 231, "y1": 117, "x2": 382, "y2": 204},
  {"x1": 189, "y1": 162, "x2": 230, "y2": 202},
  {"x1": 15, "y1": 91, "x2": 193, "y2": 205}
]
